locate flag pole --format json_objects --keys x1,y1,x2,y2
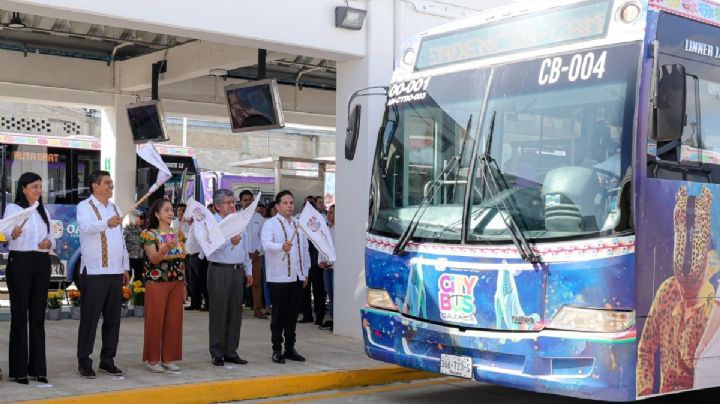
[{"x1": 122, "y1": 189, "x2": 155, "y2": 218}]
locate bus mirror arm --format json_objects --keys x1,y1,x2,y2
[{"x1": 345, "y1": 86, "x2": 388, "y2": 161}]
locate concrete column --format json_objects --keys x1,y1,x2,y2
[
  {"x1": 100, "y1": 94, "x2": 137, "y2": 212},
  {"x1": 334, "y1": 0, "x2": 394, "y2": 338}
]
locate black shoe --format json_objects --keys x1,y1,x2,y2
[
  {"x1": 184, "y1": 306, "x2": 200, "y2": 311},
  {"x1": 212, "y1": 357, "x2": 225, "y2": 366},
  {"x1": 272, "y1": 351, "x2": 285, "y2": 364},
  {"x1": 297, "y1": 316, "x2": 313, "y2": 323},
  {"x1": 224, "y1": 355, "x2": 248, "y2": 365},
  {"x1": 283, "y1": 348, "x2": 306, "y2": 362},
  {"x1": 78, "y1": 367, "x2": 96, "y2": 379},
  {"x1": 15, "y1": 377, "x2": 29, "y2": 385},
  {"x1": 319, "y1": 320, "x2": 333, "y2": 330},
  {"x1": 314, "y1": 318, "x2": 323, "y2": 326},
  {"x1": 35, "y1": 376, "x2": 49, "y2": 384},
  {"x1": 98, "y1": 363, "x2": 123, "y2": 376},
  {"x1": 200, "y1": 306, "x2": 209, "y2": 312}
]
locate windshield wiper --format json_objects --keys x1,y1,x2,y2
[
  {"x1": 449, "y1": 114, "x2": 474, "y2": 201},
  {"x1": 393, "y1": 154, "x2": 460, "y2": 255},
  {"x1": 477, "y1": 112, "x2": 542, "y2": 264}
]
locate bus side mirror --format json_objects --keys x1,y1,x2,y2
[
  {"x1": 653, "y1": 64, "x2": 686, "y2": 142},
  {"x1": 345, "y1": 103, "x2": 361, "y2": 161}
]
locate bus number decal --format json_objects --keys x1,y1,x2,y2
[
  {"x1": 538, "y1": 51, "x2": 606, "y2": 85},
  {"x1": 387, "y1": 77, "x2": 431, "y2": 106}
]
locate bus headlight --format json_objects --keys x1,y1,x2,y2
[
  {"x1": 547, "y1": 307, "x2": 635, "y2": 333},
  {"x1": 367, "y1": 288, "x2": 398, "y2": 311},
  {"x1": 618, "y1": 1, "x2": 642, "y2": 24}
]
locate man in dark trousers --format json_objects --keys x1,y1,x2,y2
[
  {"x1": 261, "y1": 190, "x2": 310, "y2": 364},
  {"x1": 76, "y1": 171, "x2": 130, "y2": 378}
]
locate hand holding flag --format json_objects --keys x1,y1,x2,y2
[
  {"x1": 183, "y1": 198, "x2": 225, "y2": 256},
  {"x1": 0, "y1": 201, "x2": 39, "y2": 238},
  {"x1": 218, "y1": 192, "x2": 261, "y2": 249}
]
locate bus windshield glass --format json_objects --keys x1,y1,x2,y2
[
  {"x1": 468, "y1": 43, "x2": 639, "y2": 242},
  {"x1": 368, "y1": 69, "x2": 490, "y2": 242},
  {"x1": 369, "y1": 42, "x2": 640, "y2": 244}
]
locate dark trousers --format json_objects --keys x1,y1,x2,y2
[
  {"x1": 207, "y1": 263, "x2": 245, "y2": 359},
  {"x1": 188, "y1": 254, "x2": 209, "y2": 309},
  {"x1": 301, "y1": 266, "x2": 326, "y2": 322},
  {"x1": 6, "y1": 251, "x2": 51, "y2": 379},
  {"x1": 268, "y1": 281, "x2": 304, "y2": 353},
  {"x1": 76, "y1": 273, "x2": 123, "y2": 368},
  {"x1": 129, "y1": 258, "x2": 144, "y2": 283}
]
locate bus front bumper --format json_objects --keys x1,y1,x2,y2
[{"x1": 361, "y1": 307, "x2": 637, "y2": 402}]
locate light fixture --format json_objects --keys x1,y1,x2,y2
[
  {"x1": 335, "y1": 6, "x2": 366, "y2": 30},
  {"x1": 618, "y1": 1, "x2": 642, "y2": 24},
  {"x1": 8, "y1": 12, "x2": 25, "y2": 29}
]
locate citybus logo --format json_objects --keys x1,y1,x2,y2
[{"x1": 438, "y1": 273, "x2": 477, "y2": 325}]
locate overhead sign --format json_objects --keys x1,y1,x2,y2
[{"x1": 415, "y1": 0, "x2": 611, "y2": 70}]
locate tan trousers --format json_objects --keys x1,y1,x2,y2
[
  {"x1": 252, "y1": 256, "x2": 264, "y2": 313},
  {"x1": 143, "y1": 281, "x2": 184, "y2": 363}
]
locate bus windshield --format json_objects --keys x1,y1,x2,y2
[
  {"x1": 370, "y1": 42, "x2": 640, "y2": 244},
  {"x1": 368, "y1": 69, "x2": 489, "y2": 242}
]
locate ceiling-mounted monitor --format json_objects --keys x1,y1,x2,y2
[
  {"x1": 126, "y1": 100, "x2": 169, "y2": 144},
  {"x1": 224, "y1": 79, "x2": 285, "y2": 133}
]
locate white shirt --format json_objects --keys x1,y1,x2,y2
[
  {"x1": 243, "y1": 210, "x2": 265, "y2": 254},
  {"x1": 320, "y1": 223, "x2": 335, "y2": 268},
  {"x1": 205, "y1": 213, "x2": 253, "y2": 276},
  {"x1": 171, "y1": 218, "x2": 190, "y2": 235},
  {"x1": 2, "y1": 203, "x2": 56, "y2": 252},
  {"x1": 262, "y1": 214, "x2": 310, "y2": 283},
  {"x1": 77, "y1": 195, "x2": 129, "y2": 275}
]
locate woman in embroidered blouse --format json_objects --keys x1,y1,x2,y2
[
  {"x1": 140, "y1": 199, "x2": 186, "y2": 373},
  {"x1": 2, "y1": 172, "x2": 55, "y2": 385}
]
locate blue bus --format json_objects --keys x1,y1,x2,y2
[
  {"x1": 355, "y1": 0, "x2": 720, "y2": 400},
  {"x1": 0, "y1": 132, "x2": 202, "y2": 282}
]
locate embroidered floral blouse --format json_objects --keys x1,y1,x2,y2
[{"x1": 139, "y1": 229, "x2": 187, "y2": 283}]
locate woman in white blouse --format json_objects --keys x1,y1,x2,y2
[{"x1": 2, "y1": 172, "x2": 55, "y2": 385}]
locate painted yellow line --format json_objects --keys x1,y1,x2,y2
[
  {"x1": 19, "y1": 365, "x2": 438, "y2": 404},
  {"x1": 254, "y1": 377, "x2": 460, "y2": 403}
]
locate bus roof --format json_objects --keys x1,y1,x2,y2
[{"x1": 0, "y1": 131, "x2": 195, "y2": 156}]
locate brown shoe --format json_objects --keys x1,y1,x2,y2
[{"x1": 254, "y1": 312, "x2": 268, "y2": 319}]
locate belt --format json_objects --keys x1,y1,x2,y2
[{"x1": 210, "y1": 262, "x2": 244, "y2": 270}]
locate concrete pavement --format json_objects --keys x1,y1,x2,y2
[{"x1": 0, "y1": 308, "x2": 433, "y2": 403}]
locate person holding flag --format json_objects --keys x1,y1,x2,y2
[
  {"x1": 205, "y1": 189, "x2": 253, "y2": 366},
  {"x1": 2, "y1": 172, "x2": 54, "y2": 385},
  {"x1": 261, "y1": 190, "x2": 310, "y2": 364},
  {"x1": 76, "y1": 171, "x2": 130, "y2": 379}
]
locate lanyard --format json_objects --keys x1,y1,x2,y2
[{"x1": 278, "y1": 216, "x2": 302, "y2": 276}]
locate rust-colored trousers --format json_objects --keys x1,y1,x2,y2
[{"x1": 143, "y1": 281, "x2": 184, "y2": 363}]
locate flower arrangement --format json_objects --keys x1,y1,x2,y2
[
  {"x1": 47, "y1": 289, "x2": 64, "y2": 309},
  {"x1": 122, "y1": 286, "x2": 131, "y2": 307},
  {"x1": 132, "y1": 280, "x2": 145, "y2": 306},
  {"x1": 68, "y1": 289, "x2": 81, "y2": 307}
]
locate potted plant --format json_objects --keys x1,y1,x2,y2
[
  {"x1": 46, "y1": 289, "x2": 64, "y2": 321},
  {"x1": 121, "y1": 285, "x2": 131, "y2": 318},
  {"x1": 68, "y1": 289, "x2": 81, "y2": 320},
  {"x1": 132, "y1": 280, "x2": 145, "y2": 317}
]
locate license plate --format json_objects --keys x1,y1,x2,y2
[{"x1": 440, "y1": 354, "x2": 473, "y2": 379}]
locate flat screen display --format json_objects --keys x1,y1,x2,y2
[
  {"x1": 415, "y1": 0, "x2": 611, "y2": 70},
  {"x1": 225, "y1": 79, "x2": 285, "y2": 133},
  {"x1": 126, "y1": 100, "x2": 169, "y2": 144}
]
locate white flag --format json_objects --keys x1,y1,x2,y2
[
  {"x1": 218, "y1": 192, "x2": 262, "y2": 239},
  {"x1": 0, "y1": 201, "x2": 39, "y2": 234},
  {"x1": 298, "y1": 201, "x2": 335, "y2": 262},
  {"x1": 136, "y1": 142, "x2": 172, "y2": 193},
  {"x1": 183, "y1": 198, "x2": 224, "y2": 256}
]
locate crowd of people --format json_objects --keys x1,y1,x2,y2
[{"x1": 1, "y1": 170, "x2": 336, "y2": 384}]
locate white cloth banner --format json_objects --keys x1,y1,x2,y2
[
  {"x1": 183, "y1": 198, "x2": 224, "y2": 256},
  {"x1": 298, "y1": 201, "x2": 335, "y2": 262},
  {"x1": 136, "y1": 142, "x2": 172, "y2": 193},
  {"x1": 218, "y1": 192, "x2": 262, "y2": 239},
  {"x1": 0, "y1": 201, "x2": 39, "y2": 234}
]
